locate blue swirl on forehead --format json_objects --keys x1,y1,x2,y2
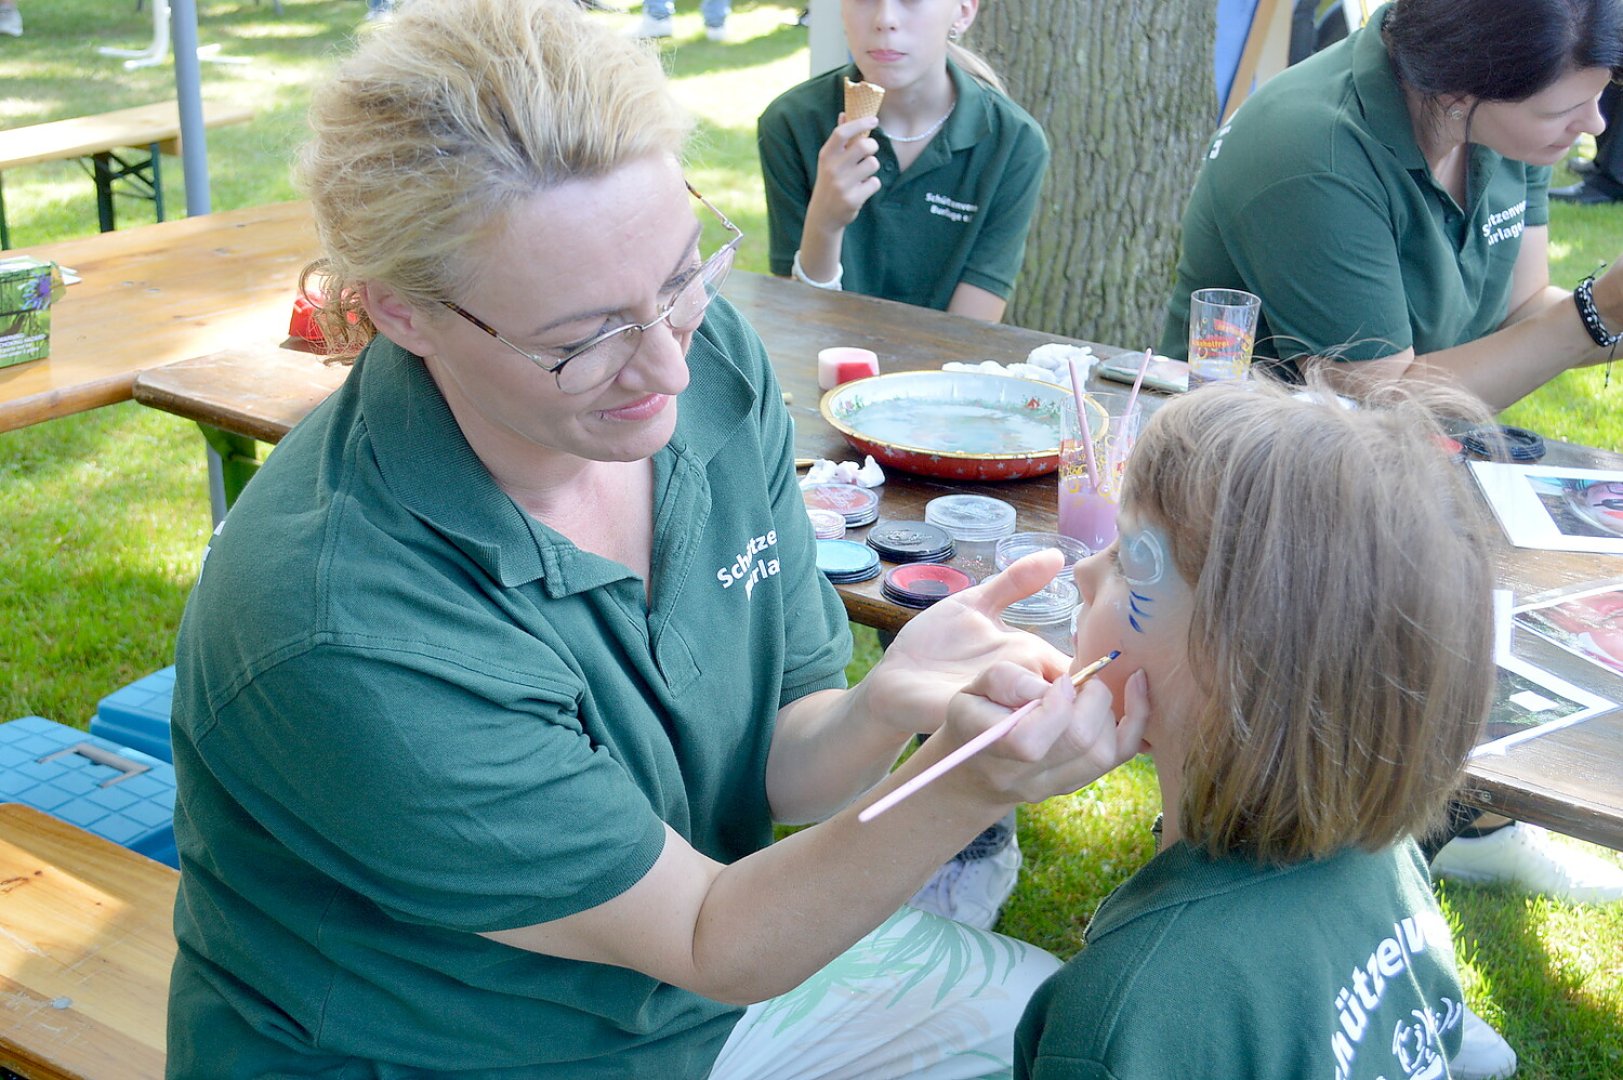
[{"x1": 1119, "y1": 524, "x2": 1168, "y2": 588}]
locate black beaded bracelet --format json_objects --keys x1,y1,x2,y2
[{"x1": 1574, "y1": 274, "x2": 1623, "y2": 349}]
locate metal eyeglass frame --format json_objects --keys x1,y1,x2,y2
[{"x1": 442, "y1": 184, "x2": 744, "y2": 395}]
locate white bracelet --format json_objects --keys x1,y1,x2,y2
[{"x1": 792, "y1": 250, "x2": 843, "y2": 291}]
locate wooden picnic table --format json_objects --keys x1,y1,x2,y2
[
  {"x1": 0, "y1": 803, "x2": 177, "y2": 1080},
  {"x1": 0, "y1": 101, "x2": 257, "y2": 248},
  {"x1": 130, "y1": 263, "x2": 1623, "y2": 853},
  {"x1": 0, "y1": 201, "x2": 310, "y2": 432}
]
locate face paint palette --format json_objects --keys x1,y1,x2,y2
[
  {"x1": 994, "y1": 531, "x2": 1091, "y2": 581},
  {"x1": 803, "y1": 483, "x2": 881, "y2": 528},
  {"x1": 817, "y1": 539, "x2": 882, "y2": 583},
  {"x1": 881, "y1": 563, "x2": 977, "y2": 609},
  {"x1": 865, "y1": 520, "x2": 955, "y2": 564},
  {"x1": 1002, "y1": 578, "x2": 1081, "y2": 653}
]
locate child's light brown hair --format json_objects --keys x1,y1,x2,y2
[{"x1": 1124, "y1": 375, "x2": 1497, "y2": 864}]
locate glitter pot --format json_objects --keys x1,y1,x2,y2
[
  {"x1": 803, "y1": 483, "x2": 881, "y2": 528},
  {"x1": 924, "y1": 494, "x2": 1017, "y2": 572},
  {"x1": 1002, "y1": 578, "x2": 1081, "y2": 654},
  {"x1": 995, "y1": 531, "x2": 1091, "y2": 581},
  {"x1": 806, "y1": 507, "x2": 847, "y2": 540},
  {"x1": 817, "y1": 539, "x2": 882, "y2": 583},
  {"x1": 881, "y1": 563, "x2": 977, "y2": 609},
  {"x1": 866, "y1": 520, "x2": 955, "y2": 564}
]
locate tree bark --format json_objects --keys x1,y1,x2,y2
[{"x1": 973, "y1": 0, "x2": 1218, "y2": 348}]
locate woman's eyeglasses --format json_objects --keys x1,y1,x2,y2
[{"x1": 444, "y1": 184, "x2": 743, "y2": 395}]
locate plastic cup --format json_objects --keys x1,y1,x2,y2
[
  {"x1": 1187, "y1": 288, "x2": 1261, "y2": 389},
  {"x1": 1057, "y1": 395, "x2": 1141, "y2": 551}
]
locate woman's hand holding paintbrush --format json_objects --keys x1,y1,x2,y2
[{"x1": 860, "y1": 650, "x2": 1150, "y2": 823}]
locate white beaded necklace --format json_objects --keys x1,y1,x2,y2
[{"x1": 882, "y1": 102, "x2": 955, "y2": 144}]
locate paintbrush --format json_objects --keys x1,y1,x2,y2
[{"x1": 858, "y1": 650, "x2": 1121, "y2": 823}]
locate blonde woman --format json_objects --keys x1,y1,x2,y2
[{"x1": 163, "y1": 1, "x2": 1146, "y2": 1076}]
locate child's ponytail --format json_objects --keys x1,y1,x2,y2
[{"x1": 948, "y1": 40, "x2": 1007, "y2": 95}]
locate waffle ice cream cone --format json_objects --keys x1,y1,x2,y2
[{"x1": 843, "y1": 77, "x2": 886, "y2": 121}]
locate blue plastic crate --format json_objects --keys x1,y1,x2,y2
[
  {"x1": 0, "y1": 716, "x2": 177, "y2": 867},
  {"x1": 90, "y1": 665, "x2": 175, "y2": 763}
]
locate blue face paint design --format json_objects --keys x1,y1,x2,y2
[{"x1": 1118, "y1": 523, "x2": 1170, "y2": 634}]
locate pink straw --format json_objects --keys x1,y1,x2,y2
[
  {"x1": 857, "y1": 651, "x2": 1120, "y2": 823},
  {"x1": 1123, "y1": 348, "x2": 1151, "y2": 422},
  {"x1": 1067, "y1": 357, "x2": 1101, "y2": 490}
]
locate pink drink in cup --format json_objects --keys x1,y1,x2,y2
[{"x1": 1057, "y1": 395, "x2": 1140, "y2": 551}]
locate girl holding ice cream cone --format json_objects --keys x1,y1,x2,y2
[{"x1": 758, "y1": 0, "x2": 1049, "y2": 321}]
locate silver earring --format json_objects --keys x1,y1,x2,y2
[
  {"x1": 1447, "y1": 106, "x2": 1464, "y2": 120},
  {"x1": 948, "y1": 25, "x2": 962, "y2": 41}
]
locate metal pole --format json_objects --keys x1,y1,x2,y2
[{"x1": 168, "y1": 0, "x2": 212, "y2": 216}]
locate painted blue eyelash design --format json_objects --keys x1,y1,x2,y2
[{"x1": 1128, "y1": 590, "x2": 1154, "y2": 633}]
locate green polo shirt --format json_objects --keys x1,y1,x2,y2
[
  {"x1": 1158, "y1": 3, "x2": 1550, "y2": 372},
  {"x1": 759, "y1": 60, "x2": 1050, "y2": 310},
  {"x1": 1016, "y1": 839, "x2": 1465, "y2": 1079},
  {"x1": 166, "y1": 297, "x2": 852, "y2": 1078}
]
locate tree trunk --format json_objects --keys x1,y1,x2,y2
[{"x1": 974, "y1": 0, "x2": 1217, "y2": 348}]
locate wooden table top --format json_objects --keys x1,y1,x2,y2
[
  {"x1": 0, "y1": 101, "x2": 257, "y2": 171},
  {"x1": 0, "y1": 803, "x2": 176, "y2": 1080},
  {"x1": 0, "y1": 200, "x2": 312, "y2": 433},
  {"x1": 134, "y1": 271, "x2": 1623, "y2": 851}
]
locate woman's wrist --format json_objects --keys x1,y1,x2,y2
[{"x1": 1574, "y1": 274, "x2": 1623, "y2": 349}]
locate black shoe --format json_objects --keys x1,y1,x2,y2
[{"x1": 1550, "y1": 181, "x2": 1623, "y2": 205}]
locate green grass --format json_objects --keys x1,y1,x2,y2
[{"x1": 3, "y1": 3, "x2": 1622, "y2": 1073}]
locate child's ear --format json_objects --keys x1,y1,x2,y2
[{"x1": 362, "y1": 282, "x2": 439, "y2": 356}]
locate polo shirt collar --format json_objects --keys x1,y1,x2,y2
[
  {"x1": 1085, "y1": 838, "x2": 1304, "y2": 942},
  {"x1": 353, "y1": 309, "x2": 756, "y2": 593},
  {"x1": 357, "y1": 336, "x2": 549, "y2": 589},
  {"x1": 1350, "y1": 3, "x2": 1427, "y2": 171}
]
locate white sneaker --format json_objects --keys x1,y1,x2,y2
[
  {"x1": 0, "y1": 7, "x2": 21, "y2": 36},
  {"x1": 1452, "y1": 1006, "x2": 1518, "y2": 1080},
  {"x1": 1431, "y1": 822, "x2": 1623, "y2": 904},
  {"x1": 627, "y1": 14, "x2": 673, "y2": 38},
  {"x1": 704, "y1": 24, "x2": 728, "y2": 42},
  {"x1": 907, "y1": 831, "x2": 1021, "y2": 931}
]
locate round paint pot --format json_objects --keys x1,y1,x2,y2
[
  {"x1": 994, "y1": 531, "x2": 1091, "y2": 581},
  {"x1": 866, "y1": 520, "x2": 954, "y2": 564},
  {"x1": 817, "y1": 539, "x2": 882, "y2": 583},
  {"x1": 1458, "y1": 424, "x2": 1546, "y2": 463},
  {"x1": 924, "y1": 494, "x2": 1017, "y2": 572},
  {"x1": 1002, "y1": 578, "x2": 1081, "y2": 654},
  {"x1": 806, "y1": 507, "x2": 847, "y2": 540},
  {"x1": 803, "y1": 483, "x2": 881, "y2": 527},
  {"x1": 881, "y1": 563, "x2": 977, "y2": 609}
]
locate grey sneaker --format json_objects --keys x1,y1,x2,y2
[
  {"x1": 1452, "y1": 1006, "x2": 1517, "y2": 1080},
  {"x1": 907, "y1": 823, "x2": 1022, "y2": 931},
  {"x1": 1431, "y1": 822, "x2": 1623, "y2": 904},
  {"x1": 704, "y1": 23, "x2": 728, "y2": 42},
  {"x1": 0, "y1": 7, "x2": 22, "y2": 36}
]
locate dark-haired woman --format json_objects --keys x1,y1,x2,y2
[
  {"x1": 1159, "y1": 0, "x2": 1623, "y2": 414},
  {"x1": 1158, "y1": 3, "x2": 1623, "y2": 1077}
]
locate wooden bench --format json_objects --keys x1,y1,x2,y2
[
  {"x1": 0, "y1": 101, "x2": 255, "y2": 249},
  {"x1": 0, "y1": 802, "x2": 176, "y2": 1079}
]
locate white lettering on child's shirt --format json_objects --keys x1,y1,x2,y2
[
  {"x1": 924, "y1": 191, "x2": 979, "y2": 224},
  {"x1": 1481, "y1": 199, "x2": 1527, "y2": 247},
  {"x1": 1328, "y1": 908, "x2": 1463, "y2": 1080},
  {"x1": 715, "y1": 529, "x2": 780, "y2": 600}
]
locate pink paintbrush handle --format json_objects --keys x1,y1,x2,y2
[{"x1": 857, "y1": 651, "x2": 1120, "y2": 824}]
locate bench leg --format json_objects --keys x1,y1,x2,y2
[
  {"x1": 0, "y1": 173, "x2": 9, "y2": 250},
  {"x1": 150, "y1": 141, "x2": 165, "y2": 223},
  {"x1": 199, "y1": 424, "x2": 260, "y2": 524},
  {"x1": 93, "y1": 152, "x2": 117, "y2": 233}
]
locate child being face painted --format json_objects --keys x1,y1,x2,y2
[{"x1": 1017, "y1": 375, "x2": 1501, "y2": 1080}]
